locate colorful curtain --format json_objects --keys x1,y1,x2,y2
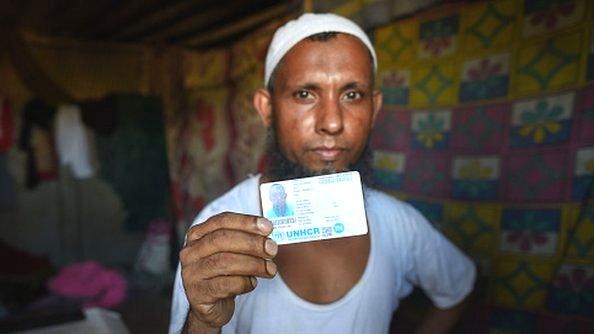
[
  {"x1": 370, "y1": 0, "x2": 594, "y2": 331},
  {"x1": 167, "y1": 20, "x2": 285, "y2": 233}
]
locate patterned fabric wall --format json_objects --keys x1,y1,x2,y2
[
  {"x1": 228, "y1": 30, "x2": 276, "y2": 180},
  {"x1": 167, "y1": 48, "x2": 233, "y2": 229},
  {"x1": 167, "y1": 21, "x2": 283, "y2": 232},
  {"x1": 370, "y1": 0, "x2": 594, "y2": 330}
]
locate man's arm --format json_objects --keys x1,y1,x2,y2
[
  {"x1": 414, "y1": 298, "x2": 467, "y2": 334},
  {"x1": 402, "y1": 206, "x2": 476, "y2": 334}
]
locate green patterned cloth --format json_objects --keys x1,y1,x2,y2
[{"x1": 95, "y1": 95, "x2": 170, "y2": 231}]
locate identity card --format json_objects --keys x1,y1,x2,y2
[{"x1": 259, "y1": 171, "x2": 368, "y2": 245}]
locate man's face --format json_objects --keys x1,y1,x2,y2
[{"x1": 255, "y1": 34, "x2": 382, "y2": 175}]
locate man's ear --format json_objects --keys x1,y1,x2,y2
[
  {"x1": 371, "y1": 89, "x2": 383, "y2": 125},
  {"x1": 253, "y1": 88, "x2": 273, "y2": 128}
]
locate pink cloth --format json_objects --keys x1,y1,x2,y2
[{"x1": 47, "y1": 261, "x2": 127, "y2": 308}]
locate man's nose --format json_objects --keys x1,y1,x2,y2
[{"x1": 315, "y1": 95, "x2": 343, "y2": 135}]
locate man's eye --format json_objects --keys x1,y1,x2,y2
[
  {"x1": 345, "y1": 91, "x2": 362, "y2": 100},
  {"x1": 295, "y1": 90, "x2": 311, "y2": 99}
]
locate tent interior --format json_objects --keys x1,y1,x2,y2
[{"x1": 1, "y1": 0, "x2": 594, "y2": 333}]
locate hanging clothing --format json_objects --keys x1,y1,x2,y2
[
  {"x1": 54, "y1": 104, "x2": 94, "y2": 179},
  {"x1": 0, "y1": 99, "x2": 14, "y2": 153},
  {"x1": 95, "y1": 94, "x2": 170, "y2": 231},
  {"x1": 81, "y1": 97, "x2": 118, "y2": 136},
  {"x1": 0, "y1": 153, "x2": 16, "y2": 209},
  {"x1": 18, "y1": 98, "x2": 57, "y2": 188},
  {"x1": 31, "y1": 127, "x2": 58, "y2": 181}
]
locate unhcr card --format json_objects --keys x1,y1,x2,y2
[{"x1": 259, "y1": 171, "x2": 368, "y2": 245}]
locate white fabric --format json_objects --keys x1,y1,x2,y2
[
  {"x1": 169, "y1": 175, "x2": 476, "y2": 334},
  {"x1": 54, "y1": 104, "x2": 94, "y2": 179},
  {"x1": 265, "y1": 13, "x2": 377, "y2": 87}
]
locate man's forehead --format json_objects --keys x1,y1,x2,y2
[
  {"x1": 293, "y1": 32, "x2": 365, "y2": 53},
  {"x1": 274, "y1": 34, "x2": 374, "y2": 87},
  {"x1": 306, "y1": 33, "x2": 370, "y2": 55}
]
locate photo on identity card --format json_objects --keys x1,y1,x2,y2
[{"x1": 259, "y1": 171, "x2": 368, "y2": 245}]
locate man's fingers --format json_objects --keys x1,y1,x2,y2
[
  {"x1": 187, "y1": 212, "x2": 272, "y2": 242},
  {"x1": 192, "y1": 276, "x2": 258, "y2": 304},
  {"x1": 180, "y1": 212, "x2": 276, "y2": 328},
  {"x1": 186, "y1": 252, "x2": 276, "y2": 279},
  {"x1": 180, "y1": 229, "x2": 277, "y2": 264}
]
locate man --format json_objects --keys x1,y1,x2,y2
[
  {"x1": 170, "y1": 13, "x2": 475, "y2": 334},
  {"x1": 267, "y1": 184, "x2": 294, "y2": 218}
]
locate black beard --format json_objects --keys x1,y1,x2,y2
[{"x1": 264, "y1": 128, "x2": 374, "y2": 187}]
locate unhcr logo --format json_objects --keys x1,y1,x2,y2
[
  {"x1": 273, "y1": 230, "x2": 285, "y2": 242},
  {"x1": 286, "y1": 227, "x2": 320, "y2": 239}
]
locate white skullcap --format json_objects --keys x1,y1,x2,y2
[{"x1": 265, "y1": 13, "x2": 377, "y2": 87}]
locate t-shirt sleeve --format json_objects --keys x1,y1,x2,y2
[
  {"x1": 169, "y1": 263, "x2": 190, "y2": 334},
  {"x1": 403, "y1": 206, "x2": 476, "y2": 309}
]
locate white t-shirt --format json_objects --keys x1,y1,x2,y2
[{"x1": 169, "y1": 175, "x2": 476, "y2": 334}]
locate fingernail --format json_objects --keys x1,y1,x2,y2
[
  {"x1": 250, "y1": 276, "x2": 258, "y2": 288},
  {"x1": 257, "y1": 217, "x2": 272, "y2": 233},
  {"x1": 266, "y1": 261, "x2": 277, "y2": 276},
  {"x1": 264, "y1": 239, "x2": 278, "y2": 256}
]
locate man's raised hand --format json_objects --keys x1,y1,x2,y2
[{"x1": 180, "y1": 213, "x2": 278, "y2": 332}]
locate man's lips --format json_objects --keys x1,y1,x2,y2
[{"x1": 310, "y1": 147, "x2": 347, "y2": 160}]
